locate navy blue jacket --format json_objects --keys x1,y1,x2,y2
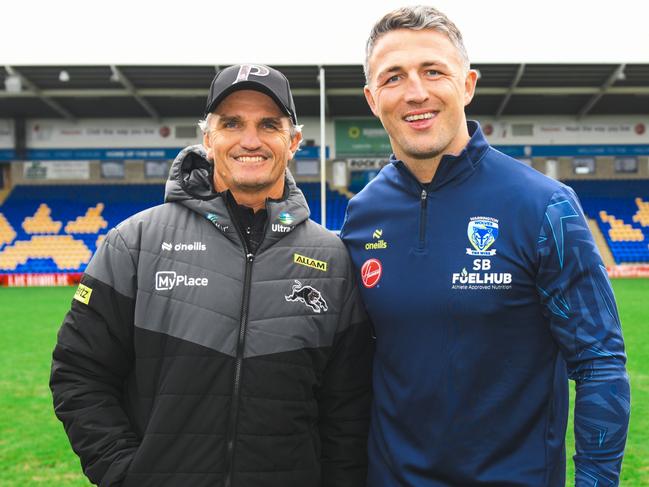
[{"x1": 340, "y1": 122, "x2": 630, "y2": 487}]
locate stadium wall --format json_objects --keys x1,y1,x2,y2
[
  {"x1": 9, "y1": 160, "x2": 169, "y2": 185},
  {"x1": 529, "y1": 158, "x2": 649, "y2": 179},
  {"x1": 1, "y1": 115, "x2": 648, "y2": 158},
  {"x1": 2, "y1": 115, "x2": 648, "y2": 188}
]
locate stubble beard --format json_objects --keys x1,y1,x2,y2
[
  {"x1": 232, "y1": 176, "x2": 273, "y2": 194},
  {"x1": 400, "y1": 138, "x2": 446, "y2": 161}
]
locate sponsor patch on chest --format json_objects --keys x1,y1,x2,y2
[
  {"x1": 293, "y1": 253, "x2": 328, "y2": 272},
  {"x1": 155, "y1": 271, "x2": 209, "y2": 291},
  {"x1": 361, "y1": 258, "x2": 382, "y2": 288},
  {"x1": 285, "y1": 280, "x2": 328, "y2": 313},
  {"x1": 466, "y1": 216, "x2": 499, "y2": 256},
  {"x1": 363, "y1": 228, "x2": 389, "y2": 250},
  {"x1": 451, "y1": 259, "x2": 512, "y2": 291},
  {"x1": 451, "y1": 216, "x2": 513, "y2": 291}
]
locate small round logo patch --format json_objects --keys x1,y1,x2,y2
[{"x1": 361, "y1": 258, "x2": 382, "y2": 288}]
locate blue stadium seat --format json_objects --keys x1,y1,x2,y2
[
  {"x1": 0, "y1": 182, "x2": 351, "y2": 274},
  {"x1": 0, "y1": 185, "x2": 164, "y2": 274},
  {"x1": 566, "y1": 180, "x2": 649, "y2": 264}
]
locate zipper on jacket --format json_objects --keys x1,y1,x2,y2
[
  {"x1": 418, "y1": 188, "x2": 428, "y2": 250},
  {"x1": 224, "y1": 215, "x2": 256, "y2": 487},
  {"x1": 394, "y1": 163, "x2": 430, "y2": 251}
]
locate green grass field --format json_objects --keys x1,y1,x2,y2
[{"x1": 0, "y1": 280, "x2": 647, "y2": 486}]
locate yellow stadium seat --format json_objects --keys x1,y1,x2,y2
[
  {"x1": 605, "y1": 211, "x2": 644, "y2": 242},
  {"x1": 0, "y1": 235, "x2": 92, "y2": 271},
  {"x1": 22, "y1": 204, "x2": 62, "y2": 234},
  {"x1": 65, "y1": 203, "x2": 109, "y2": 234},
  {"x1": 633, "y1": 198, "x2": 649, "y2": 227},
  {"x1": 0, "y1": 213, "x2": 17, "y2": 246}
]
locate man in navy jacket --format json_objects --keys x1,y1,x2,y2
[{"x1": 340, "y1": 5, "x2": 630, "y2": 486}]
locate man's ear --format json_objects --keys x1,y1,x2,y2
[
  {"x1": 364, "y1": 85, "x2": 380, "y2": 118},
  {"x1": 288, "y1": 130, "x2": 303, "y2": 159},
  {"x1": 463, "y1": 69, "x2": 479, "y2": 106},
  {"x1": 203, "y1": 131, "x2": 213, "y2": 160}
]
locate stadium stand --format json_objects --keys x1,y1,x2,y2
[
  {"x1": 23, "y1": 203, "x2": 62, "y2": 234},
  {"x1": 0, "y1": 212, "x2": 16, "y2": 246},
  {"x1": 566, "y1": 180, "x2": 649, "y2": 264},
  {"x1": 3, "y1": 178, "x2": 647, "y2": 274},
  {"x1": 298, "y1": 182, "x2": 350, "y2": 230},
  {"x1": 65, "y1": 203, "x2": 108, "y2": 234},
  {"x1": 0, "y1": 185, "x2": 164, "y2": 274},
  {"x1": 0, "y1": 182, "x2": 353, "y2": 274},
  {"x1": 633, "y1": 197, "x2": 649, "y2": 226},
  {"x1": 0, "y1": 235, "x2": 92, "y2": 271}
]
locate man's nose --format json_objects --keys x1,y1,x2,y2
[
  {"x1": 239, "y1": 125, "x2": 262, "y2": 150},
  {"x1": 404, "y1": 75, "x2": 429, "y2": 104}
]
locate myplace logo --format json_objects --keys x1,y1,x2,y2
[{"x1": 155, "y1": 271, "x2": 209, "y2": 291}]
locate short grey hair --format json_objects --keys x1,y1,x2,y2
[
  {"x1": 364, "y1": 5, "x2": 470, "y2": 82},
  {"x1": 197, "y1": 114, "x2": 214, "y2": 134},
  {"x1": 198, "y1": 113, "x2": 303, "y2": 149}
]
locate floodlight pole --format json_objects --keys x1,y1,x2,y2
[{"x1": 319, "y1": 66, "x2": 326, "y2": 228}]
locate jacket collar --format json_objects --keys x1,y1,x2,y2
[
  {"x1": 391, "y1": 120, "x2": 489, "y2": 193},
  {"x1": 164, "y1": 144, "x2": 310, "y2": 251}
]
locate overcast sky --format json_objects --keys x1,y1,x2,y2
[{"x1": 3, "y1": 0, "x2": 649, "y2": 65}]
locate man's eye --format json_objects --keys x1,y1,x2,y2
[
  {"x1": 426, "y1": 70, "x2": 440, "y2": 77},
  {"x1": 261, "y1": 122, "x2": 279, "y2": 130},
  {"x1": 223, "y1": 120, "x2": 239, "y2": 129},
  {"x1": 385, "y1": 75, "x2": 400, "y2": 84}
]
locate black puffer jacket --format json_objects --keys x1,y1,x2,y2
[{"x1": 50, "y1": 145, "x2": 374, "y2": 487}]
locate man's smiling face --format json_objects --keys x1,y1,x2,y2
[
  {"x1": 204, "y1": 89, "x2": 301, "y2": 200},
  {"x1": 364, "y1": 28, "x2": 477, "y2": 164}
]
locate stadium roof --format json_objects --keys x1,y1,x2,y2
[{"x1": 1, "y1": 63, "x2": 648, "y2": 121}]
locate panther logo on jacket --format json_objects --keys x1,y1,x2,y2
[{"x1": 285, "y1": 280, "x2": 328, "y2": 313}]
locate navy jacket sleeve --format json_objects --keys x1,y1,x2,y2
[
  {"x1": 50, "y1": 229, "x2": 139, "y2": 487},
  {"x1": 317, "y1": 274, "x2": 374, "y2": 487},
  {"x1": 536, "y1": 187, "x2": 630, "y2": 486}
]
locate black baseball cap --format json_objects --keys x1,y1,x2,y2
[{"x1": 204, "y1": 64, "x2": 297, "y2": 125}]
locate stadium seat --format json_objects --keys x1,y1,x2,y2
[
  {"x1": 0, "y1": 185, "x2": 163, "y2": 274},
  {"x1": 298, "y1": 182, "x2": 350, "y2": 230},
  {"x1": 3, "y1": 180, "x2": 642, "y2": 270},
  {"x1": 0, "y1": 235, "x2": 91, "y2": 271},
  {"x1": 65, "y1": 203, "x2": 109, "y2": 234},
  {"x1": 22, "y1": 203, "x2": 62, "y2": 234},
  {"x1": 632, "y1": 198, "x2": 649, "y2": 227},
  {"x1": 566, "y1": 180, "x2": 649, "y2": 264},
  {"x1": 0, "y1": 212, "x2": 17, "y2": 247}
]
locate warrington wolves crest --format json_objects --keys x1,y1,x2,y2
[{"x1": 466, "y1": 216, "x2": 499, "y2": 256}]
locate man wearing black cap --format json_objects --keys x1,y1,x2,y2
[{"x1": 51, "y1": 64, "x2": 373, "y2": 487}]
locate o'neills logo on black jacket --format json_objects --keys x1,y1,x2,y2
[{"x1": 161, "y1": 241, "x2": 207, "y2": 251}]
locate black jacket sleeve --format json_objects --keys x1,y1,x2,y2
[
  {"x1": 50, "y1": 229, "x2": 139, "y2": 487},
  {"x1": 317, "y1": 275, "x2": 374, "y2": 487}
]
